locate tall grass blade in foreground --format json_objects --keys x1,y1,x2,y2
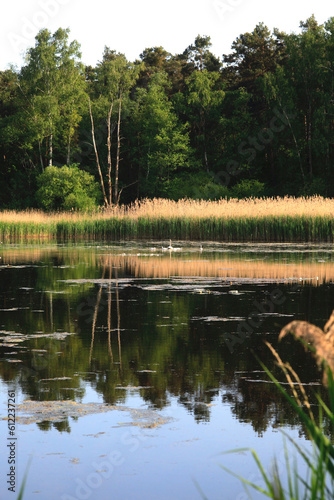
[
  {"x1": 216, "y1": 345, "x2": 334, "y2": 499},
  {"x1": 16, "y1": 457, "x2": 32, "y2": 500}
]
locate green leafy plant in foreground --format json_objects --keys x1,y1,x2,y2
[{"x1": 219, "y1": 345, "x2": 334, "y2": 499}]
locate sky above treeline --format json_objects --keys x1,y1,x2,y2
[{"x1": 1, "y1": 0, "x2": 333, "y2": 70}]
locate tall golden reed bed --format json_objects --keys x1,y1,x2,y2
[
  {"x1": 1, "y1": 196, "x2": 334, "y2": 222},
  {"x1": 1, "y1": 196, "x2": 334, "y2": 242}
]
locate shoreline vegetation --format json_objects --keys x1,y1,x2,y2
[
  {"x1": 3, "y1": 19, "x2": 334, "y2": 211},
  {"x1": 1, "y1": 196, "x2": 334, "y2": 243}
]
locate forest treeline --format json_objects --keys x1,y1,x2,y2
[{"x1": 1, "y1": 15, "x2": 334, "y2": 209}]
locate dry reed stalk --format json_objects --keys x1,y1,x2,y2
[
  {"x1": 265, "y1": 341, "x2": 315, "y2": 423},
  {"x1": 279, "y1": 311, "x2": 334, "y2": 386},
  {"x1": 1, "y1": 196, "x2": 334, "y2": 223},
  {"x1": 119, "y1": 196, "x2": 334, "y2": 220}
]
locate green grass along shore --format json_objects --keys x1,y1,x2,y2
[{"x1": 1, "y1": 215, "x2": 334, "y2": 242}]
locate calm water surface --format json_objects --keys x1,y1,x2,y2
[{"x1": 1, "y1": 241, "x2": 334, "y2": 500}]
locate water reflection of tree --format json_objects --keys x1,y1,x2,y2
[
  {"x1": 89, "y1": 263, "x2": 122, "y2": 371},
  {"x1": 89, "y1": 266, "x2": 106, "y2": 365},
  {"x1": 221, "y1": 361, "x2": 330, "y2": 439},
  {"x1": 37, "y1": 419, "x2": 71, "y2": 433},
  {"x1": 1, "y1": 250, "x2": 334, "y2": 433},
  {"x1": 83, "y1": 278, "x2": 327, "y2": 431}
]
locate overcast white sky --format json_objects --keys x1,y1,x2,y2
[{"x1": 1, "y1": 0, "x2": 333, "y2": 70}]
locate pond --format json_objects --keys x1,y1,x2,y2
[{"x1": 1, "y1": 241, "x2": 334, "y2": 500}]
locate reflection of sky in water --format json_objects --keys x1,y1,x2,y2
[
  {"x1": 81, "y1": 385, "x2": 105, "y2": 403},
  {"x1": 0, "y1": 389, "x2": 315, "y2": 500},
  {"x1": 0, "y1": 243, "x2": 332, "y2": 499}
]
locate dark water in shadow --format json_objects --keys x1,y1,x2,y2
[{"x1": 1, "y1": 242, "x2": 334, "y2": 499}]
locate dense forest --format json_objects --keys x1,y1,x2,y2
[{"x1": 1, "y1": 15, "x2": 334, "y2": 209}]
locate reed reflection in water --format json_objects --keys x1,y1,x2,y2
[{"x1": 98, "y1": 253, "x2": 332, "y2": 284}]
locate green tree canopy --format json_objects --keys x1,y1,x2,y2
[{"x1": 18, "y1": 28, "x2": 85, "y2": 169}]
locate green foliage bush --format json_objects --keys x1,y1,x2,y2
[
  {"x1": 230, "y1": 179, "x2": 266, "y2": 198},
  {"x1": 167, "y1": 172, "x2": 230, "y2": 200},
  {"x1": 36, "y1": 164, "x2": 101, "y2": 211},
  {"x1": 166, "y1": 175, "x2": 267, "y2": 201},
  {"x1": 300, "y1": 177, "x2": 328, "y2": 197}
]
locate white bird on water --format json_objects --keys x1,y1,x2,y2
[{"x1": 162, "y1": 240, "x2": 182, "y2": 252}]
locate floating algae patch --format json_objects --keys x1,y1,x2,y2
[
  {"x1": 0, "y1": 333, "x2": 26, "y2": 348},
  {"x1": 40, "y1": 377, "x2": 73, "y2": 382},
  {"x1": 0, "y1": 330, "x2": 77, "y2": 345},
  {"x1": 115, "y1": 385, "x2": 153, "y2": 390},
  {"x1": 0, "y1": 307, "x2": 30, "y2": 311},
  {"x1": 191, "y1": 316, "x2": 247, "y2": 322},
  {"x1": 14, "y1": 400, "x2": 172, "y2": 428}
]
